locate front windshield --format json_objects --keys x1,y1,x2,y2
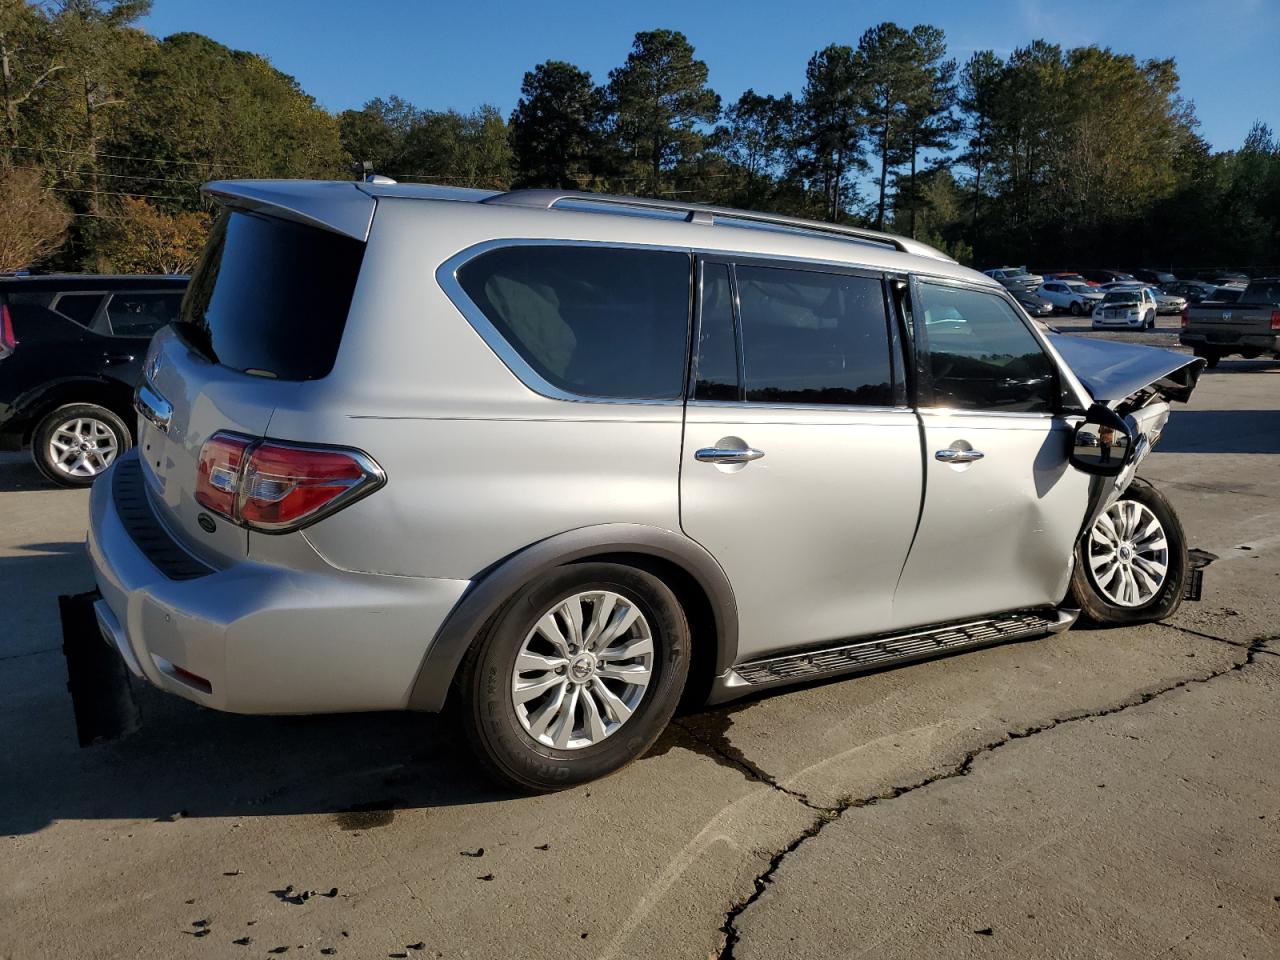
[
  {"x1": 1103, "y1": 292, "x2": 1139, "y2": 305},
  {"x1": 1067, "y1": 283, "x2": 1093, "y2": 294}
]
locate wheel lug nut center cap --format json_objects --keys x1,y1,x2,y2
[{"x1": 569, "y1": 655, "x2": 595, "y2": 682}]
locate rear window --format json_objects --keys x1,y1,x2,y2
[
  {"x1": 177, "y1": 210, "x2": 365, "y2": 380},
  {"x1": 456, "y1": 245, "x2": 691, "y2": 399}
]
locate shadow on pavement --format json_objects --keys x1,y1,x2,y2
[
  {"x1": 1159, "y1": 408, "x2": 1280, "y2": 454},
  {"x1": 0, "y1": 674, "x2": 512, "y2": 835}
]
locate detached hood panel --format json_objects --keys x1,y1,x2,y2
[{"x1": 1047, "y1": 334, "x2": 1205, "y2": 408}]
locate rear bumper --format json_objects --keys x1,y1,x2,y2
[
  {"x1": 87, "y1": 451, "x2": 471, "y2": 714},
  {"x1": 1179, "y1": 332, "x2": 1280, "y2": 353}
]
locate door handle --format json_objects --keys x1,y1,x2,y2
[
  {"x1": 102, "y1": 354, "x2": 133, "y2": 365},
  {"x1": 935, "y1": 448, "x2": 984, "y2": 463},
  {"x1": 695, "y1": 446, "x2": 765, "y2": 465}
]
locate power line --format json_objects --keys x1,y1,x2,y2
[
  {"x1": 9, "y1": 163, "x2": 205, "y2": 188},
  {"x1": 8, "y1": 143, "x2": 258, "y2": 174},
  {"x1": 46, "y1": 184, "x2": 190, "y2": 203}
]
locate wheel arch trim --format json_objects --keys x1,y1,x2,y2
[{"x1": 406, "y1": 523, "x2": 739, "y2": 712}]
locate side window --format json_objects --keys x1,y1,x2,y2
[
  {"x1": 916, "y1": 281, "x2": 1057, "y2": 413},
  {"x1": 456, "y1": 245, "x2": 691, "y2": 400},
  {"x1": 52, "y1": 293, "x2": 105, "y2": 327},
  {"x1": 693, "y1": 262, "x2": 739, "y2": 401},
  {"x1": 105, "y1": 291, "x2": 185, "y2": 337},
  {"x1": 736, "y1": 265, "x2": 893, "y2": 406}
]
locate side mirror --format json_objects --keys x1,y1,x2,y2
[{"x1": 1070, "y1": 403, "x2": 1133, "y2": 476}]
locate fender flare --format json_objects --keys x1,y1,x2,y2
[{"x1": 406, "y1": 523, "x2": 739, "y2": 712}]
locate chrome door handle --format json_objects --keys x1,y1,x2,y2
[
  {"x1": 695, "y1": 446, "x2": 765, "y2": 465},
  {"x1": 935, "y1": 448, "x2": 984, "y2": 463}
]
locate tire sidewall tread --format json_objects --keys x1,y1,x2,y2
[
  {"x1": 31, "y1": 402, "x2": 131, "y2": 488},
  {"x1": 1070, "y1": 478, "x2": 1188, "y2": 626},
  {"x1": 455, "y1": 562, "x2": 690, "y2": 792}
]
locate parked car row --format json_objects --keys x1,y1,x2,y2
[{"x1": 984, "y1": 264, "x2": 1261, "y2": 328}]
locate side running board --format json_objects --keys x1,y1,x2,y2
[{"x1": 709, "y1": 608, "x2": 1078, "y2": 704}]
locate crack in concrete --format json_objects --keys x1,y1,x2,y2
[
  {"x1": 671, "y1": 720, "x2": 835, "y2": 813},
  {"x1": 710, "y1": 636, "x2": 1273, "y2": 960}
]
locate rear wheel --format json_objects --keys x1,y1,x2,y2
[
  {"x1": 31, "y1": 403, "x2": 131, "y2": 488},
  {"x1": 1070, "y1": 478, "x2": 1187, "y2": 625},
  {"x1": 454, "y1": 562, "x2": 690, "y2": 791},
  {"x1": 1193, "y1": 347, "x2": 1221, "y2": 368}
]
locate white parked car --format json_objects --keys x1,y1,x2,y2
[
  {"x1": 1093, "y1": 288, "x2": 1158, "y2": 330},
  {"x1": 1100, "y1": 283, "x2": 1186, "y2": 317},
  {"x1": 1036, "y1": 280, "x2": 1104, "y2": 316}
]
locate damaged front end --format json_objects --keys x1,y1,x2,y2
[{"x1": 1050, "y1": 334, "x2": 1206, "y2": 495}]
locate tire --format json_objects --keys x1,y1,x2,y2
[
  {"x1": 31, "y1": 403, "x2": 131, "y2": 488},
  {"x1": 1194, "y1": 348, "x2": 1221, "y2": 369},
  {"x1": 1069, "y1": 478, "x2": 1188, "y2": 626},
  {"x1": 1146, "y1": 311, "x2": 1156, "y2": 330},
  {"x1": 453, "y1": 562, "x2": 690, "y2": 792},
  {"x1": 1070, "y1": 300, "x2": 1083, "y2": 316}
]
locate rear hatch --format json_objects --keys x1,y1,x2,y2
[{"x1": 138, "y1": 206, "x2": 368, "y2": 566}]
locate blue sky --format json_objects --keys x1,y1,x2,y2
[{"x1": 141, "y1": 0, "x2": 1278, "y2": 152}]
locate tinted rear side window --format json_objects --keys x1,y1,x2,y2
[
  {"x1": 106, "y1": 291, "x2": 185, "y2": 337},
  {"x1": 53, "y1": 293, "x2": 105, "y2": 327},
  {"x1": 456, "y1": 245, "x2": 691, "y2": 399},
  {"x1": 736, "y1": 265, "x2": 894, "y2": 406},
  {"x1": 178, "y1": 211, "x2": 365, "y2": 380}
]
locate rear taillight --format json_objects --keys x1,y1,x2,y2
[
  {"x1": 1180, "y1": 306, "x2": 1189, "y2": 329},
  {"x1": 194, "y1": 432, "x2": 384, "y2": 533},
  {"x1": 195, "y1": 433, "x2": 252, "y2": 518},
  {"x1": 0, "y1": 303, "x2": 16, "y2": 359},
  {"x1": 1271, "y1": 309, "x2": 1280, "y2": 331}
]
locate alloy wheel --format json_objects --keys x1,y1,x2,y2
[
  {"x1": 1087, "y1": 499, "x2": 1170, "y2": 607},
  {"x1": 46, "y1": 417, "x2": 119, "y2": 478},
  {"x1": 511, "y1": 590, "x2": 654, "y2": 750}
]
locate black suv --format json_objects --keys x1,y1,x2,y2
[{"x1": 0, "y1": 274, "x2": 188, "y2": 486}]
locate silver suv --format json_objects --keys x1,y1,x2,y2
[{"x1": 88, "y1": 180, "x2": 1204, "y2": 790}]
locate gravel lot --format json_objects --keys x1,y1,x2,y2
[{"x1": 2, "y1": 332, "x2": 1277, "y2": 960}]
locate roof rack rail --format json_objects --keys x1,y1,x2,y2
[{"x1": 482, "y1": 189, "x2": 955, "y2": 262}]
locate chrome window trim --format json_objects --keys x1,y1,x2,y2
[
  {"x1": 437, "y1": 237, "x2": 1066, "y2": 410},
  {"x1": 686, "y1": 400, "x2": 912, "y2": 416},
  {"x1": 436, "y1": 238, "x2": 694, "y2": 407}
]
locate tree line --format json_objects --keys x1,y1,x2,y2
[{"x1": 1, "y1": 0, "x2": 1277, "y2": 274}]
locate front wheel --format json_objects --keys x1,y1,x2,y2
[
  {"x1": 454, "y1": 562, "x2": 690, "y2": 792},
  {"x1": 1069, "y1": 478, "x2": 1188, "y2": 625},
  {"x1": 1070, "y1": 300, "x2": 1083, "y2": 316},
  {"x1": 32, "y1": 403, "x2": 131, "y2": 487}
]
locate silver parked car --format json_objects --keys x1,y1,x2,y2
[{"x1": 87, "y1": 180, "x2": 1204, "y2": 790}]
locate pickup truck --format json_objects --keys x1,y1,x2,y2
[{"x1": 1179, "y1": 277, "x2": 1280, "y2": 367}]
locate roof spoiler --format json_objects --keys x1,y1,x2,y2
[{"x1": 202, "y1": 181, "x2": 376, "y2": 241}]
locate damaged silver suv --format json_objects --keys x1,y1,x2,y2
[{"x1": 87, "y1": 180, "x2": 1203, "y2": 790}]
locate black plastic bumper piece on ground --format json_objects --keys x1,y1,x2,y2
[
  {"x1": 59, "y1": 591, "x2": 140, "y2": 747},
  {"x1": 1184, "y1": 548, "x2": 1217, "y2": 602}
]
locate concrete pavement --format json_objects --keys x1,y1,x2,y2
[{"x1": 1, "y1": 355, "x2": 1277, "y2": 960}]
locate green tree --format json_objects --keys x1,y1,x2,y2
[
  {"x1": 957, "y1": 50, "x2": 1003, "y2": 231},
  {"x1": 855, "y1": 22, "x2": 916, "y2": 229},
  {"x1": 796, "y1": 45, "x2": 864, "y2": 221},
  {"x1": 605, "y1": 29, "x2": 719, "y2": 195},
  {"x1": 716, "y1": 89, "x2": 794, "y2": 208},
  {"x1": 895, "y1": 25, "x2": 956, "y2": 238},
  {"x1": 510, "y1": 60, "x2": 602, "y2": 188},
  {"x1": 0, "y1": 0, "x2": 64, "y2": 149}
]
